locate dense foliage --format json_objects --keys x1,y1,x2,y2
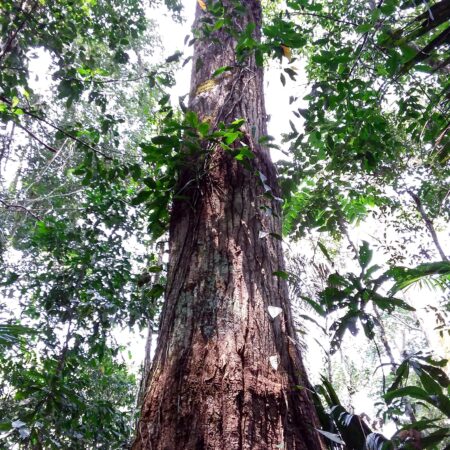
[
  {"x1": 1, "y1": 0, "x2": 449, "y2": 449},
  {"x1": 0, "y1": 0, "x2": 180, "y2": 447}
]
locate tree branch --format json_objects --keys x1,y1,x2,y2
[
  {"x1": 407, "y1": 189, "x2": 448, "y2": 261},
  {"x1": 0, "y1": 0, "x2": 40, "y2": 64},
  {"x1": 0, "y1": 95, "x2": 113, "y2": 161},
  {"x1": 290, "y1": 11, "x2": 358, "y2": 27},
  {"x1": 16, "y1": 122, "x2": 57, "y2": 154},
  {"x1": 0, "y1": 198, "x2": 41, "y2": 220}
]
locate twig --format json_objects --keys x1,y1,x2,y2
[
  {"x1": 23, "y1": 139, "x2": 69, "y2": 195},
  {"x1": 0, "y1": 198, "x2": 41, "y2": 220},
  {"x1": 391, "y1": 313, "x2": 424, "y2": 333},
  {"x1": 348, "y1": 0, "x2": 385, "y2": 77},
  {"x1": 25, "y1": 189, "x2": 84, "y2": 203},
  {"x1": 374, "y1": 340, "x2": 387, "y2": 394},
  {"x1": 0, "y1": 95, "x2": 113, "y2": 160},
  {"x1": 407, "y1": 189, "x2": 448, "y2": 261},
  {"x1": 0, "y1": 0, "x2": 39, "y2": 64},
  {"x1": 0, "y1": 122, "x2": 15, "y2": 165},
  {"x1": 15, "y1": 122, "x2": 57, "y2": 154},
  {"x1": 290, "y1": 11, "x2": 358, "y2": 27}
]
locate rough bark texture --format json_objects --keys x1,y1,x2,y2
[{"x1": 133, "y1": 2, "x2": 325, "y2": 449}]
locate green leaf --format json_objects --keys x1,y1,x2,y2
[
  {"x1": 212, "y1": 66, "x2": 233, "y2": 77},
  {"x1": 245, "y1": 22, "x2": 256, "y2": 35},
  {"x1": 431, "y1": 394, "x2": 450, "y2": 417},
  {"x1": 255, "y1": 48, "x2": 263, "y2": 67},
  {"x1": 297, "y1": 314, "x2": 327, "y2": 333},
  {"x1": 165, "y1": 50, "x2": 182, "y2": 63},
  {"x1": 316, "y1": 429, "x2": 344, "y2": 445},
  {"x1": 420, "y1": 363, "x2": 450, "y2": 387},
  {"x1": 198, "y1": 121, "x2": 210, "y2": 136},
  {"x1": 230, "y1": 118, "x2": 245, "y2": 129},
  {"x1": 330, "y1": 311, "x2": 360, "y2": 353},
  {"x1": 0, "y1": 422, "x2": 12, "y2": 432},
  {"x1": 224, "y1": 131, "x2": 240, "y2": 145},
  {"x1": 387, "y1": 360, "x2": 409, "y2": 393},
  {"x1": 299, "y1": 296, "x2": 326, "y2": 316},
  {"x1": 365, "y1": 264, "x2": 381, "y2": 280},
  {"x1": 384, "y1": 386, "x2": 430, "y2": 404},
  {"x1": 389, "y1": 297, "x2": 416, "y2": 311},
  {"x1": 371, "y1": 293, "x2": 415, "y2": 312},
  {"x1": 213, "y1": 19, "x2": 225, "y2": 31},
  {"x1": 416, "y1": 355, "x2": 448, "y2": 367},
  {"x1": 0, "y1": 272, "x2": 19, "y2": 286},
  {"x1": 113, "y1": 49, "x2": 129, "y2": 64},
  {"x1": 399, "y1": 44, "x2": 417, "y2": 63},
  {"x1": 152, "y1": 135, "x2": 178, "y2": 146},
  {"x1": 317, "y1": 242, "x2": 333, "y2": 263},
  {"x1": 234, "y1": 146, "x2": 254, "y2": 160},
  {"x1": 185, "y1": 111, "x2": 199, "y2": 127},
  {"x1": 272, "y1": 270, "x2": 289, "y2": 280},
  {"x1": 148, "y1": 283, "x2": 165, "y2": 299},
  {"x1": 284, "y1": 68, "x2": 297, "y2": 81},
  {"x1": 355, "y1": 23, "x2": 372, "y2": 33},
  {"x1": 388, "y1": 261, "x2": 450, "y2": 294},
  {"x1": 0, "y1": 324, "x2": 35, "y2": 348},
  {"x1": 131, "y1": 190, "x2": 152, "y2": 205},
  {"x1": 419, "y1": 428, "x2": 450, "y2": 448},
  {"x1": 321, "y1": 376, "x2": 342, "y2": 406},
  {"x1": 411, "y1": 361, "x2": 443, "y2": 395},
  {"x1": 158, "y1": 94, "x2": 171, "y2": 106}
]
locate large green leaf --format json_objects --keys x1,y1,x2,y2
[{"x1": 388, "y1": 262, "x2": 450, "y2": 294}]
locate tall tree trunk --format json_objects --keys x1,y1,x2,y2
[{"x1": 133, "y1": 2, "x2": 325, "y2": 449}]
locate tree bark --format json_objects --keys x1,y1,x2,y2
[{"x1": 133, "y1": 1, "x2": 325, "y2": 449}]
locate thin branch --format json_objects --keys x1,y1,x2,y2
[
  {"x1": 407, "y1": 189, "x2": 448, "y2": 261},
  {"x1": 348, "y1": 1, "x2": 385, "y2": 77},
  {"x1": 0, "y1": 65, "x2": 156, "y2": 85},
  {"x1": 0, "y1": 0, "x2": 39, "y2": 64},
  {"x1": 0, "y1": 95, "x2": 113, "y2": 161},
  {"x1": 435, "y1": 121, "x2": 450, "y2": 147},
  {"x1": 23, "y1": 139, "x2": 69, "y2": 195},
  {"x1": 15, "y1": 122, "x2": 57, "y2": 154},
  {"x1": 390, "y1": 313, "x2": 424, "y2": 333},
  {"x1": 0, "y1": 198, "x2": 41, "y2": 220},
  {"x1": 26, "y1": 189, "x2": 84, "y2": 203},
  {"x1": 440, "y1": 188, "x2": 450, "y2": 215},
  {"x1": 0, "y1": 122, "x2": 15, "y2": 166},
  {"x1": 373, "y1": 306, "x2": 396, "y2": 367},
  {"x1": 290, "y1": 11, "x2": 359, "y2": 27},
  {"x1": 374, "y1": 340, "x2": 387, "y2": 394}
]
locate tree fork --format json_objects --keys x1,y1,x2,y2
[{"x1": 133, "y1": 1, "x2": 325, "y2": 448}]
